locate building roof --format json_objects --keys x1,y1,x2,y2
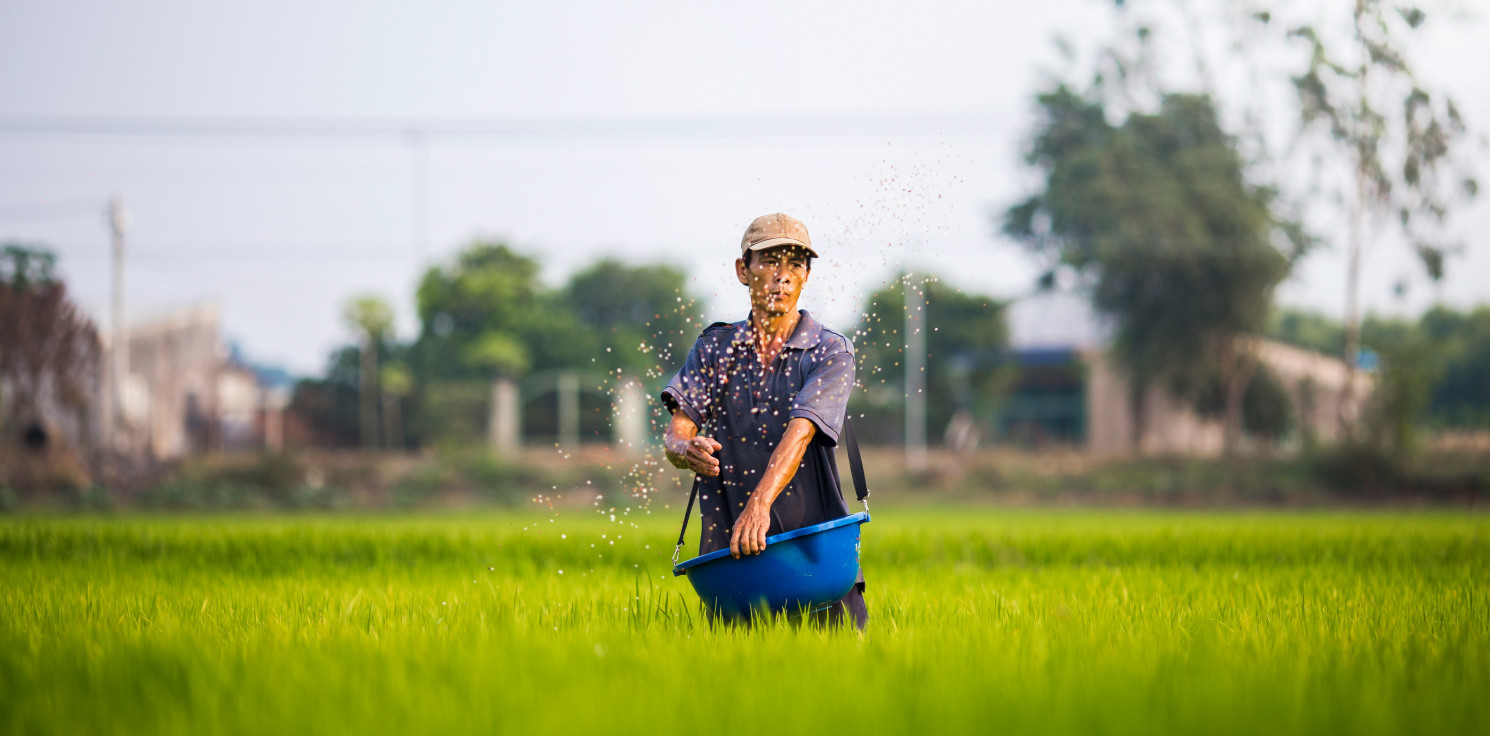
[{"x1": 1006, "y1": 289, "x2": 1108, "y2": 351}]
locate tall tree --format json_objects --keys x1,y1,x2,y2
[
  {"x1": 411, "y1": 242, "x2": 586, "y2": 381},
  {"x1": 561, "y1": 258, "x2": 701, "y2": 378},
  {"x1": 407, "y1": 243, "x2": 710, "y2": 447},
  {"x1": 410, "y1": 243, "x2": 570, "y2": 446},
  {"x1": 1005, "y1": 88, "x2": 1303, "y2": 453},
  {"x1": 0, "y1": 244, "x2": 101, "y2": 486},
  {"x1": 379, "y1": 361, "x2": 412, "y2": 451},
  {"x1": 1286, "y1": 1, "x2": 1478, "y2": 432},
  {"x1": 341, "y1": 295, "x2": 394, "y2": 450}
]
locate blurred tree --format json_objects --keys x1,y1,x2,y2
[
  {"x1": 0, "y1": 244, "x2": 101, "y2": 490},
  {"x1": 851, "y1": 276, "x2": 1009, "y2": 445},
  {"x1": 342, "y1": 295, "x2": 395, "y2": 450},
  {"x1": 1192, "y1": 362, "x2": 1295, "y2": 446},
  {"x1": 1005, "y1": 87, "x2": 1304, "y2": 454},
  {"x1": 411, "y1": 243, "x2": 591, "y2": 381},
  {"x1": 411, "y1": 243, "x2": 576, "y2": 447},
  {"x1": 561, "y1": 258, "x2": 701, "y2": 378},
  {"x1": 465, "y1": 332, "x2": 530, "y2": 378},
  {"x1": 379, "y1": 361, "x2": 412, "y2": 451},
  {"x1": 1268, "y1": 305, "x2": 1490, "y2": 434},
  {"x1": 0, "y1": 243, "x2": 57, "y2": 287},
  {"x1": 1416, "y1": 306, "x2": 1490, "y2": 429},
  {"x1": 288, "y1": 346, "x2": 361, "y2": 449},
  {"x1": 1285, "y1": 2, "x2": 1478, "y2": 433},
  {"x1": 408, "y1": 242, "x2": 705, "y2": 447},
  {"x1": 1240, "y1": 366, "x2": 1295, "y2": 444},
  {"x1": 1268, "y1": 308, "x2": 1346, "y2": 358},
  {"x1": 1358, "y1": 315, "x2": 1443, "y2": 457}
]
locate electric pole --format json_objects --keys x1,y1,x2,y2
[
  {"x1": 904, "y1": 273, "x2": 928, "y2": 472},
  {"x1": 107, "y1": 194, "x2": 129, "y2": 454}
]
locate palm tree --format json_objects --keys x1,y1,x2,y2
[{"x1": 341, "y1": 295, "x2": 395, "y2": 451}]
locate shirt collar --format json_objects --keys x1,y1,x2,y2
[{"x1": 738, "y1": 309, "x2": 823, "y2": 351}]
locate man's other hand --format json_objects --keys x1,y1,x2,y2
[
  {"x1": 667, "y1": 435, "x2": 722, "y2": 477},
  {"x1": 730, "y1": 497, "x2": 771, "y2": 558}
]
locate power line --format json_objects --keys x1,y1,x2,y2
[
  {"x1": 0, "y1": 112, "x2": 1006, "y2": 143},
  {"x1": 0, "y1": 196, "x2": 103, "y2": 213},
  {"x1": 0, "y1": 197, "x2": 105, "y2": 225},
  {"x1": 30, "y1": 240, "x2": 422, "y2": 263}
]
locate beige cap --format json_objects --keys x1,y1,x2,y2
[{"x1": 740, "y1": 213, "x2": 818, "y2": 258}]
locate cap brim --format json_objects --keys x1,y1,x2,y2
[{"x1": 744, "y1": 237, "x2": 819, "y2": 258}]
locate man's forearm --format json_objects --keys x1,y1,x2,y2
[
  {"x1": 748, "y1": 417, "x2": 816, "y2": 507},
  {"x1": 663, "y1": 411, "x2": 699, "y2": 468},
  {"x1": 664, "y1": 409, "x2": 722, "y2": 477}
]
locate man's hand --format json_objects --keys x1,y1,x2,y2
[
  {"x1": 728, "y1": 417, "x2": 817, "y2": 558},
  {"x1": 666, "y1": 435, "x2": 722, "y2": 477},
  {"x1": 730, "y1": 497, "x2": 772, "y2": 558}
]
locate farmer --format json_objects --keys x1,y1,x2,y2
[{"x1": 661, "y1": 212, "x2": 867, "y2": 629}]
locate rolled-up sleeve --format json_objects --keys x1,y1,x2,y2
[
  {"x1": 790, "y1": 341, "x2": 855, "y2": 446},
  {"x1": 660, "y1": 337, "x2": 715, "y2": 428}
]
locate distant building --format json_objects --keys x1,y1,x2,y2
[
  {"x1": 994, "y1": 291, "x2": 1367, "y2": 456},
  {"x1": 107, "y1": 303, "x2": 290, "y2": 459}
]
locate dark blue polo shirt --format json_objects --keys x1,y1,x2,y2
[{"x1": 661, "y1": 310, "x2": 856, "y2": 556}]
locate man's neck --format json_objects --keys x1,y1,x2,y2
[{"x1": 749, "y1": 308, "x2": 801, "y2": 364}]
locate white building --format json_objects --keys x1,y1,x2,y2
[{"x1": 998, "y1": 291, "x2": 1367, "y2": 455}]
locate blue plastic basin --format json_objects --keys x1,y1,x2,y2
[{"x1": 672, "y1": 512, "x2": 869, "y2": 619}]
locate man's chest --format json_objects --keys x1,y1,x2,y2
[{"x1": 711, "y1": 350, "x2": 807, "y2": 429}]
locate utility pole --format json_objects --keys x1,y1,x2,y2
[
  {"x1": 904, "y1": 273, "x2": 928, "y2": 472},
  {"x1": 107, "y1": 194, "x2": 130, "y2": 454},
  {"x1": 1338, "y1": 151, "x2": 1367, "y2": 436}
]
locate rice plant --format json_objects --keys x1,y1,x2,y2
[{"x1": 1, "y1": 509, "x2": 1485, "y2": 735}]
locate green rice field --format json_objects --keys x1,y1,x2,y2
[{"x1": 2, "y1": 509, "x2": 1486, "y2": 735}]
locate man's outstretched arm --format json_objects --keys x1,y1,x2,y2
[
  {"x1": 663, "y1": 410, "x2": 722, "y2": 478},
  {"x1": 730, "y1": 417, "x2": 816, "y2": 558}
]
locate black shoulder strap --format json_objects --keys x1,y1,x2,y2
[
  {"x1": 840, "y1": 417, "x2": 871, "y2": 505},
  {"x1": 673, "y1": 474, "x2": 700, "y2": 565},
  {"x1": 672, "y1": 417, "x2": 869, "y2": 565}
]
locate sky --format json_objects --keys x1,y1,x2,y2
[{"x1": 2, "y1": 0, "x2": 1487, "y2": 375}]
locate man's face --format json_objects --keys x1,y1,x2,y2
[{"x1": 736, "y1": 245, "x2": 811, "y2": 317}]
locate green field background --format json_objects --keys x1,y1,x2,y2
[{"x1": 2, "y1": 509, "x2": 1487, "y2": 735}]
